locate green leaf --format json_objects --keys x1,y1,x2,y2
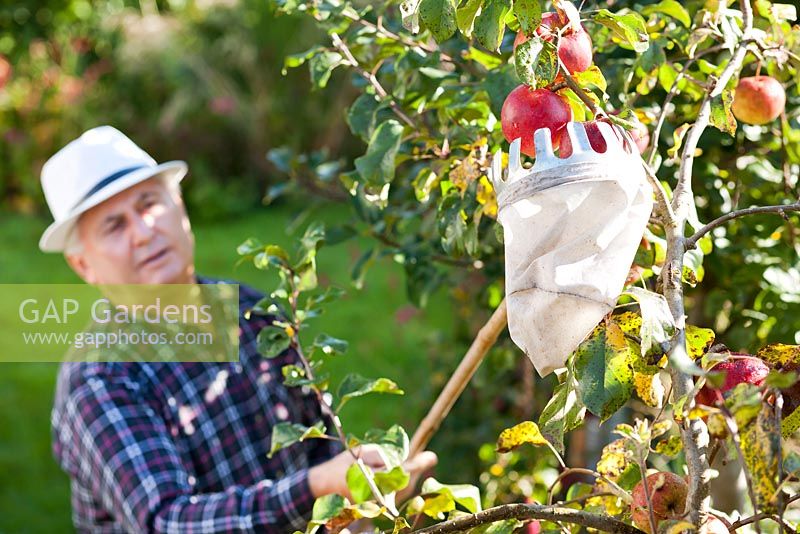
[
  {"x1": 354, "y1": 120, "x2": 404, "y2": 186},
  {"x1": 456, "y1": 0, "x2": 483, "y2": 37},
  {"x1": 474, "y1": 0, "x2": 510, "y2": 52},
  {"x1": 764, "y1": 369, "x2": 798, "y2": 389},
  {"x1": 641, "y1": 0, "x2": 691, "y2": 27},
  {"x1": 419, "y1": 0, "x2": 458, "y2": 42},
  {"x1": 337, "y1": 374, "x2": 404, "y2": 410},
  {"x1": 514, "y1": 35, "x2": 558, "y2": 88},
  {"x1": 496, "y1": 420, "x2": 549, "y2": 452},
  {"x1": 361, "y1": 425, "x2": 410, "y2": 469},
  {"x1": 574, "y1": 322, "x2": 636, "y2": 421},
  {"x1": 726, "y1": 383, "x2": 763, "y2": 428},
  {"x1": 313, "y1": 334, "x2": 348, "y2": 355},
  {"x1": 594, "y1": 9, "x2": 650, "y2": 53},
  {"x1": 709, "y1": 89, "x2": 737, "y2": 136},
  {"x1": 513, "y1": 0, "x2": 542, "y2": 35},
  {"x1": 268, "y1": 421, "x2": 327, "y2": 458},
  {"x1": 311, "y1": 494, "x2": 347, "y2": 523},
  {"x1": 421, "y1": 478, "x2": 481, "y2": 514},
  {"x1": 282, "y1": 46, "x2": 324, "y2": 74},
  {"x1": 346, "y1": 463, "x2": 410, "y2": 503},
  {"x1": 351, "y1": 247, "x2": 378, "y2": 290},
  {"x1": 309, "y1": 51, "x2": 344, "y2": 89},
  {"x1": 282, "y1": 364, "x2": 322, "y2": 388},
  {"x1": 347, "y1": 93, "x2": 381, "y2": 142},
  {"x1": 538, "y1": 366, "x2": 586, "y2": 453},
  {"x1": 257, "y1": 328, "x2": 292, "y2": 359}
]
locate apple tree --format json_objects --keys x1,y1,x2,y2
[{"x1": 242, "y1": 0, "x2": 800, "y2": 532}]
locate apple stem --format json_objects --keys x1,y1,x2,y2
[{"x1": 756, "y1": 60, "x2": 762, "y2": 77}]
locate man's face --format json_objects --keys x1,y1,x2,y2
[{"x1": 66, "y1": 177, "x2": 196, "y2": 285}]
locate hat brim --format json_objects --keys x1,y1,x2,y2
[{"x1": 39, "y1": 161, "x2": 188, "y2": 253}]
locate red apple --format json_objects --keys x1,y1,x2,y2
[
  {"x1": 556, "y1": 120, "x2": 613, "y2": 157},
  {"x1": 501, "y1": 85, "x2": 572, "y2": 156},
  {"x1": 0, "y1": 55, "x2": 11, "y2": 90},
  {"x1": 526, "y1": 519, "x2": 541, "y2": 534},
  {"x1": 514, "y1": 12, "x2": 593, "y2": 74},
  {"x1": 731, "y1": 76, "x2": 786, "y2": 125},
  {"x1": 630, "y1": 121, "x2": 650, "y2": 154},
  {"x1": 630, "y1": 472, "x2": 689, "y2": 534},
  {"x1": 695, "y1": 355, "x2": 771, "y2": 407}
]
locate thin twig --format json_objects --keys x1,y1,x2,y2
[
  {"x1": 636, "y1": 454, "x2": 659, "y2": 534},
  {"x1": 330, "y1": 32, "x2": 416, "y2": 128},
  {"x1": 411, "y1": 502, "x2": 646, "y2": 534},
  {"x1": 546, "y1": 467, "x2": 633, "y2": 506},
  {"x1": 342, "y1": 11, "x2": 455, "y2": 63},
  {"x1": 287, "y1": 284, "x2": 399, "y2": 517},
  {"x1": 685, "y1": 202, "x2": 800, "y2": 248}
]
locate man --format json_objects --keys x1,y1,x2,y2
[{"x1": 42, "y1": 126, "x2": 436, "y2": 532}]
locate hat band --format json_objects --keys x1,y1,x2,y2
[{"x1": 71, "y1": 165, "x2": 148, "y2": 211}]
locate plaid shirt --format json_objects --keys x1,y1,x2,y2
[{"x1": 51, "y1": 277, "x2": 341, "y2": 533}]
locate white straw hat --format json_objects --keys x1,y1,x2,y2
[{"x1": 39, "y1": 125, "x2": 188, "y2": 252}]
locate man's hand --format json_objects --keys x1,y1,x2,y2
[{"x1": 308, "y1": 445, "x2": 438, "y2": 501}]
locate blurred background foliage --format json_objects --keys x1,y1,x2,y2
[
  {"x1": 0, "y1": 0, "x2": 360, "y2": 219},
  {"x1": 1, "y1": 0, "x2": 799, "y2": 531}
]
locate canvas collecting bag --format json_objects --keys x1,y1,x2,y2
[{"x1": 490, "y1": 121, "x2": 653, "y2": 376}]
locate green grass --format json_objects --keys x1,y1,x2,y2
[{"x1": 0, "y1": 201, "x2": 455, "y2": 533}]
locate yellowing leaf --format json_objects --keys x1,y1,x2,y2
[
  {"x1": 741, "y1": 404, "x2": 780, "y2": 514},
  {"x1": 757, "y1": 343, "x2": 800, "y2": 367},
  {"x1": 654, "y1": 435, "x2": 682, "y2": 457},
  {"x1": 782, "y1": 406, "x2": 800, "y2": 438},
  {"x1": 685, "y1": 324, "x2": 715, "y2": 360},
  {"x1": 476, "y1": 176, "x2": 498, "y2": 218},
  {"x1": 635, "y1": 371, "x2": 665, "y2": 407},
  {"x1": 496, "y1": 421, "x2": 549, "y2": 452}
]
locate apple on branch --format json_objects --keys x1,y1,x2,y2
[
  {"x1": 500, "y1": 85, "x2": 572, "y2": 156},
  {"x1": 731, "y1": 76, "x2": 786, "y2": 125},
  {"x1": 514, "y1": 11, "x2": 593, "y2": 75},
  {"x1": 694, "y1": 355, "x2": 770, "y2": 407},
  {"x1": 630, "y1": 472, "x2": 689, "y2": 534}
]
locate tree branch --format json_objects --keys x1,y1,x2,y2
[
  {"x1": 412, "y1": 503, "x2": 646, "y2": 534},
  {"x1": 685, "y1": 202, "x2": 800, "y2": 249},
  {"x1": 660, "y1": 0, "x2": 755, "y2": 525}
]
